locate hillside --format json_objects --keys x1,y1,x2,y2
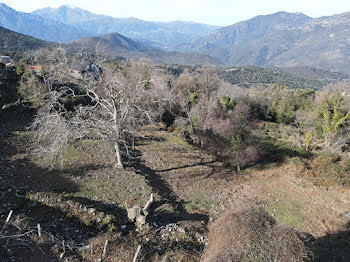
[
  {"x1": 1, "y1": 110, "x2": 349, "y2": 261},
  {"x1": 0, "y1": 3, "x2": 91, "y2": 43},
  {"x1": 180, "y1": 12, "x2": 311, "y2": 52},
  {"x1": 222, "y1": 16, "x2": 350, "y2": 73},
  {"x1": 70, "y1": 33, "x2": 221, "y2": 65},
  {"x1": 1, "y1": 49, "x2": 350, "y2": 261},
  {"x1": 271, "y1": 66, "x2": 350, "y2": 81},
  {"x1": 217, "y1": 66, "x2": 346, "y2": 89},
  {"x1": 0, "y1": 26, "x2": 50, "y2": 53},
  {"x1": 31, "y1": 5, "x2": 220, "y2": 50},
  {"x1": 179, "y1": 11, "x2": 350, "y2": 74}
]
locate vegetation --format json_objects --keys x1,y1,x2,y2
[
  {"x1": 218, "y1": 66, "x2": 332, "y2": 90},
  {"x1": 1, "y1": 47, "x2": 350, "y2": 261},
  {"x1": 0, "y1": 26, "x2": 49, "y2": 53}
]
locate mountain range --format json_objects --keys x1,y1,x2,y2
[
  {"x1": 0, "y1": 26, "x2": 50, "y2": 54},
  {"x1": 0, "y1": 24, "x2": 219, "y2": 66},
  {"x1": 31, "y1": 5, "x2": 220, "y2": 50},
  {"x1": 0, "y1": 4, "x2": 90, "y2": 43},
  {"x1": 70, "y1": 32, "x2": 220, "y2": 65},
  {"x1": 1, "y1": 3, "x2": 350, "y2": 73},
  {"x1": 178, "y1": 11, "x2": 350, "y2": 73}
]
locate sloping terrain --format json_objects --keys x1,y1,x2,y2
[
  {"x1": 179, "y1": 11, "x2": 350, "y2": 74},
  {"x1": 180, "y1": 12, "x2": 311, "y2": 52},
  {"x1": 0, "y1": 26, "x2": 51, "y2": 53},
  {"x1": 271, "y1": 66, "x2": 350, "y2": 80},
  {"x1": 1, "y1": 109, "x2": 349, "y2": 261},
  {"x1": 217, "y1": 66, "x2": 340, "y2": 89},
  {"x1": 31, "y1": 5, "x2": 220, "y2": 50},
  {"x1": 70, "y1": 33, "x2": 221, "y2": 65},
  {"x1": 0, "y1": 4, "x2": 90, "y2": 43}
]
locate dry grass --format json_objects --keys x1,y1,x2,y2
[
  {"x1": 202, "y1": 204, "x2": 311, "y2": 262},
  {"x1": 296, "y1": 153, "x2": 350, "y2": 187}
]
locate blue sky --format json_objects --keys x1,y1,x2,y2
[{"x1": 2, "y1": 0, "x2": 350, "y2": 26}]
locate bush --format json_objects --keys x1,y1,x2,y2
[
  {"x1": 188, "y1": 92, "x2": 198, "y2": 104},
  {"x1": 15, "y1": 65, "x2": 23, "y2": 76},
  {"x1": 20, "y1": 70, "x2": 31, "y2": 81},
  {"x1": 301, "y1": 153, "x2": 350, "y2": 186},
  {"x1": 202, "y1": 205, "x2": 311, "y2": 262},
  {"x1": 219, "y1": 96, "x2": 237, "y2": 110}
]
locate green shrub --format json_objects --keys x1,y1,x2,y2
[
  {"x1": 220, "y1": 96, "x2": 237, "y2": 110},
  {"x1": 21, "y1": 70, "x2": 31, "y2": 81},
  {"x1": 189, "y1": 92, "x2": 198, "y2": 104},
  {"x1": 16, "y1": 65, "x2": 24, "y2": 76}
]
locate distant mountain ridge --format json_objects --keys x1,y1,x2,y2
[
  {"x1": 70, "y1": 32, "x2": 221, "y2": 65},
  {"x1": 2, "y1": 3, "x2": 350, "y2": 73},
  {"x1": 0, "y1": 3, "x2": 91, "y2": 43},
  {"x1": 31, "y1": 5, "x2": 220, "y2": 49},
  {"x1": 0, "y1": 26, "x2": 50, "y2": 53},
  {"x1": 0, "y1": 23, "x2": 220, "y2": 66},
  {"x1": 180, "y1": 12, "x2": 312, "y2": 52},
  {"x1": 178, "y1": 11, "x2": 350, "y2": 73}
]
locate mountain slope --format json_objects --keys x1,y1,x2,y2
[
  {"x1": 31, "y1": 5, "x2": 220, "y2": 50},
  {"x1": 0, "y1": 26, "x2": 50, "y2": 53},
  {"x1": 180, "y1": 12, "x2": 311, "y2": 52},
  {"x1": 180, "y1": 11, "x2": 350, "y2": 73},
  {"x1": 222, "y1": 14, "x2": 350, "y2": 73},
  {"x1": 0, "y1": 3, "x2": 91, "y2": 43},
  {"x1": 70, "y1": 33, "x2": 221, "y2": 65},
  {"x1": 217, "y1": 66, "x2": 346, "y2": 90}
]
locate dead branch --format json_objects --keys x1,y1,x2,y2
[
  {"x1": 1, "y1": 210, "x2": 13, "y2": 234},
  {"x1": 102, "y1": 239, "x2": 108, "y2": 257},
  {"x1": 132, "y1": 245, "x2": 142, "y2": 262}
]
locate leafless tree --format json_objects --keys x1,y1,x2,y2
[{"x1": 31, "y1": 47, "x2": 171, "y2": 168}]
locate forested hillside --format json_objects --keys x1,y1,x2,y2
[{"x1": 0, "y1": 26, "x2": 50, "y2": 53}]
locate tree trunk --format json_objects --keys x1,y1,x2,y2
[
  {"x1": 114, "y1": 142, "x2": 124, "y2": 169},
  {"x1": 237, "y1": 163, "x2": 240, "y2": 172}
]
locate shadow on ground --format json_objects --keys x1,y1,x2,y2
[
  {"x1": 310, "y1": 227, "x2": 350, "y2": 262},
  {"x1": 125, "y1": 136, "x2": 209, "y2": 229},
  {"x1": 0, "y1": 109, "x2": 129, "y2": 261}
]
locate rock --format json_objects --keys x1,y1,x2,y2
[
  {"x1": 79, "y1": 245, "x2": 90, "y2": 251},
  {"x1": 87, "y1": 208, "x2": 95, "y2": 215},
  {"x1": 136, "y1": 214, "x2": 146, "y2": 229},
  {"x1": 126, "y1": 206, "x2": 140, "y2": 221},
  {"x1": 345, "y1": 212, "x2": 350, "y2": 220},
  {"x1": 121, "y1": 225, "x2": 127, "y2": 230},
  {"x1": 177, "y1": 227, "x2": 185, "y2": 233}
]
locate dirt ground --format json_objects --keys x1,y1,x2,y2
[{"x1": 0, "y1": 110, "x2": 349, "y2": 261}]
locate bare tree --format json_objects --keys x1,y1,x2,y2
[{"x1": 31, "y1": 47, "x2": 170, "y2": 168}]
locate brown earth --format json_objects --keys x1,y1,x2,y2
[{"x1": 0, "y1": 110, "x2": 349, "y2": 261}]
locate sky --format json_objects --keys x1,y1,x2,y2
[{"x1": 2, "y1": 0, "x2": 350, "y2": 26}]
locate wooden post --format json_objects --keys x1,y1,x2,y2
[
  {"x1": 103, "y1": 240, "x2": 108, "y2": 257},
  {"x1": 143, "y1": 194, "x2": 154, "y2": 211},
  {"x1": 37, "y1": 224, "x2": 41, "y2": 238},
  {"x1": 60, "y1": 240, "x2": 65, "y2": 259},
  {"x1": 132, "y1": 245, "x2": 141, "y2": 262},
  {"x1": 1, "y1": 210, "x2": 13, "y2": 234}
]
